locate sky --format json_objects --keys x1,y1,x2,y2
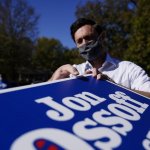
[{"x1": 27, "y1": 0, "x2": 88, "y2": 49}]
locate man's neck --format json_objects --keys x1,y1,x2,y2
[{"x1": 90, "y1": 52, "x2": 106, "y2": 69}]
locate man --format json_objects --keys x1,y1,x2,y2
[{"x1": 49, "y1": 18, "x2": 150, "y2": 98}]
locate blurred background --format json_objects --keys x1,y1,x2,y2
[{"x1": 0, "y1": 0, "x2": 150, "y2": 89}]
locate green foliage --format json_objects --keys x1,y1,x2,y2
[
  {"x1": 32, "y1": 37, "x2": 64, "y2": 72},
  {"x1": 124, "y1": 0, "x2": 150, "y2": 75},
  {"x1": 63, "y1": 48, "x2": 84, "y2": 65},
  {"x1": 0, "y1": 35, "x2": 34, "y2": 83}
]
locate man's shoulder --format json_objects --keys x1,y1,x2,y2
[
  {"x1": 118, "y1": 60, "x2": 139, "y2": 67},
  {"x1": 107, "y1": 55, "x2": 134, "y2": 68},
  {"x1": 118, "y1": 60, "x2": 134, "y2": 65},
  {"x1": 107, "y1": 54, "x2": 140, "y2": 70},
  {"x1": 115, "y1": 59, "x2": 144, "y2": 74}
]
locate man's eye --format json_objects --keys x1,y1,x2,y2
[
  {"x1": 76, "y1": 39, "x2": 82, "y2": 45},
  {"x1": 85, "y1": 36, "x2": 92, "y2": 41}
]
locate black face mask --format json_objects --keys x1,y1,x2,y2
[{"x1": 78, "y1": 37, "x2": 102, "y2": 61}]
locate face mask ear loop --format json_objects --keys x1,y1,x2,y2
[
  {"x1": 97, "y1": 31, "x2": 107, "y2": 50},
  {"x1": 97, "y1": 31, "x2": 105, "y2": 41}
]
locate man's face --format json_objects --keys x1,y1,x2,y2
[{"x1": 74, "y1": 25, "x2": 98, "y2": 48}]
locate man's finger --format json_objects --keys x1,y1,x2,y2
[
  {"x1": 85, "y1": 70, "x2": 92, "y2": 74},
  {"x1": 92, "y1": 68, "x2": 99, "y2": 78},
  {"x1": 64, "y1": 64, "x2": 79, "y2": 75},
  {"x1": 97, "y1": 73, "x2": 102, "y2": 80}
]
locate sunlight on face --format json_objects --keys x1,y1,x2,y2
[{"x1": 74, "y1": 25, "x2": 98, "y2": 48}]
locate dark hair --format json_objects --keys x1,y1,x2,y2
[{"x1": 70, "y1": 18, "x2": 103, "y2": 41}]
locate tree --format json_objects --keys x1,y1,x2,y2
[
  {"x1": 0, "y1": 36, "x2": 33, "y2": 81},
  {"x1": 32, "y1": 37, "x2": 65, "y2": 74},
  {"x1": 124, "y1": 0, "x2": 150, "y2": 75},
  {"x1": 63, "y1": 48, "x2": 84, "y2": 65},
  {"x1": 0, "y1": 0, "x2": 39, "y2": 85},
  {"x1": 0, "y1": 0, "x2": 39, "y2": 39}
]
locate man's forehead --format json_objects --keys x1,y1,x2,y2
[
  {"x1": 76, "y1": 24, "x2": 95, "y2": 33},
  {"x1": 74, "y1": 25, "x2": 96, "y2": 38}
]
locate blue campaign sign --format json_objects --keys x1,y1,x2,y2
[{"x1": 0, "y1": 75, "x2": 150, "y2": 150}]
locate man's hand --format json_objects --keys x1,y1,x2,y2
[
  {"x1": 49, "y1": 64, "x2": 79, "y2": 81},
  {"x1": 85, "y1": 68, "x2": 115, "y2": 82}
]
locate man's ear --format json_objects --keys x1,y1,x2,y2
[
  {"x1": 99, "y1": 31, "x2": 106, "y2": 41},
  {"x1": 93, "y1": 24, "x2": 108, "y2": 46}
]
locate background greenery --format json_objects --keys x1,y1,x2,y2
[{"x1": 0, "y1": 0, "x2": 150, "y2": 87}]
